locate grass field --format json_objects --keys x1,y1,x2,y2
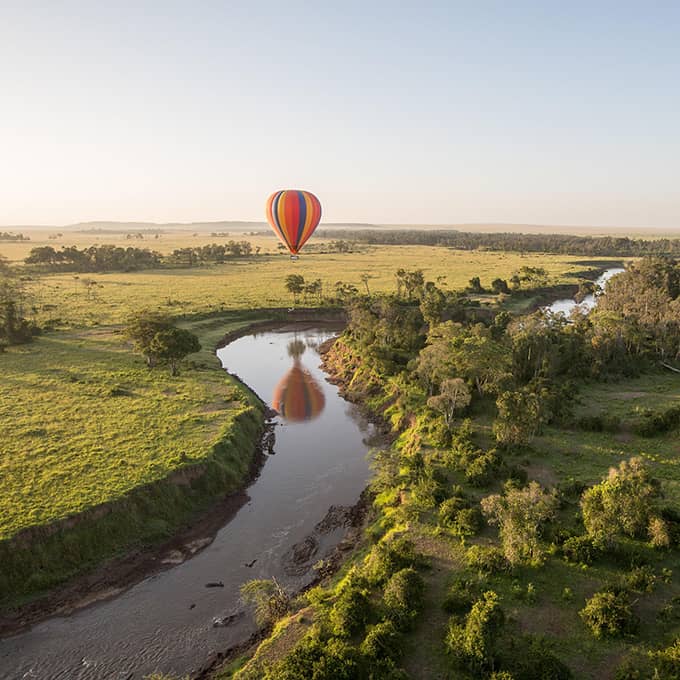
[
  {"x1": 13, "y1": 246, "x2": 622, "y2": 328},
  {"x1": 0, "y1": 316, "x2": 265, "y2": 543}
]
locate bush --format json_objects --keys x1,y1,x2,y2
[
  {"x1": 464, "y1": 449, "x2": 501, "y2": 486},
  {"x1": 650, "y1": 637, "x2": 680, "y2": 678},
  {"x1": 442, "y1": 578, "x2": 475, "y2": 615},
  {"x1": 445, "y1": 591, "x2": 505, "y2": 672},
  {"x1": 437, "y1": 491, "x2": 469, "y2": 527},
  {"x1": 648, "y1": 516, "x2": 671, "y2": 549},
  {"x1": 450, "y1": 507, "x2": 483, "y2": 539},
  {"x1": 481, "y1": 482, "x2": 559, "y2": 566},
  {"x1": 577, "y1": 413, "x2": 621, "y2": 433},
  {"x1": 579, "y1": 590, "x2": 638, "y2": 638},
  {"x1": 618, "y1": 565, "x2": 656, "y2": 593},
  {"x1": 360, "y1": 620, "x2": 402, "y2": 660},
  {"x1": 581, "y1": 457, "x2": 659, "y2": 543},
  {"x1": 363, "y1": 537, "x2": 426, "y2": 585},
  {"x1": 466, "y1": 545, "x2": 510, "y2": 574},
  {"x1": 561, "y1": 534, "x2": 601, "y2": 565},
  {"x1": 266, "y1": 633, "x2": 366, "y2": 680},
  {"x1": 382, "y1": 567, "x2": 425, "y2": 630},
  {"x1": 329, "y1": 584, "x2": 372, "y2": 638}
]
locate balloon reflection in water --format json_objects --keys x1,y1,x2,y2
[{"x1": 272, "y1": 360, "x2": 326, "y2": 422}]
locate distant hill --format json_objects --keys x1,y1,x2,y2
[{"x1": 5, "y1": 221, "x2": 679, "y2": 238}]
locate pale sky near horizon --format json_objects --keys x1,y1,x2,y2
[{"x1": 1, "y1": 2, "x2": 679, "y2": 228}]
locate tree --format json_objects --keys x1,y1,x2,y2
[
  {"x1": 446, "y1": 591, "x2": 504, "y2": 672},
  {"x1": 493, "y1": 388, "x2": 544, "y2": 446},
  {"x1": 360, "y1": 272, "x2": 373, "y2": 295},
  {"x1": 427, "y1": 378, "x2": 471, "y2": 428},
  {"x1": 491, "y1": 278, "x2": 510, "y2": 294},
  {"x1": 466, "y1": 276, "x2": 484, "y2": 293},
  {"x1": 125, "y1": 311, "x2": 173, "y2": 367},
  {"x1": 240, "y1": 578, "x2": 290, "y2": 626},
  {"x1": 581, "y1": 457, "x2": 659, "y2": 544},
  {"x1": 579, "y1": 590, "x2": 638, "y2": 638},
  {"x1": 149, "y1": 327, "x2": 201, "y2": 375},
  {"x1": 285, "y1": 274, "x2": 305, "y2": 304},
  {"x1": 481, "y1": 481, "x2": 558, "y2": 566},
  {"x1": 0, "y1": 278, "x2": 37, "y2": 347},
  {"x1": 419, "y1": 281, "x2": 446, "y2": 328}
]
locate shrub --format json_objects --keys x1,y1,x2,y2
[
  {"x1": 363, "y1": 537, "x2": 425, "y2": 585},
  {"x1": 577, "y1": 413, "x2": 621, "y2": 433},
  {"x1": 437, "y1": 492, "x2": 469, "y2": 527},
  {"x1": 450, "y1": 507, "x2": 483, "y2": 539},
  {"x1": 650, "y1": 637, "x2": 680, "y2": 677},
  {"x1": 465, "y1": 449, "x2": 501, "y2": 486},
  {"x1": 265, "y1": 633, "x2": 366, "y2": 680},
  {"x1": 240, "y1": 578, "x2": 290, "y2": 626},
  {"x1": 442, "y1": 578, "x2": 475, "y2": 615},
  {"x1": 561, "y1": 534, "x2": 600, "y2": 565},
  {"x1": 466, "y1": 545, "x2": 510, "y2": 574},
  {"x1": 383, "y1": 567, "x2": 425, "y2": 630},
  {"x1": 445, "y1": 591, "x2": 505, "y2": 672},
  {"x1": 579, "y1": 590, "x2": 638, "y2": 638},
  {"x1": 648, "y1": 516, "x2": 671, "y2": 549},
  {"x1": 361, "y1": 619, "x2": 402, "y2": 660},
  {"x1": 581, "y1": 457, "x2": 659, "y2": 543},
  {"x1": 618, "y1": 565, "x2": 656, "y2": 593},
  {"x1": 481, "y1": 482, "x2": 559, "y2": 566},
  {"x1": 329, "y1": 584, "x2": 372, "y2": 638}
]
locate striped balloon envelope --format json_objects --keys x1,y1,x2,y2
[
  {"x1": 272, "y1": 360, "x2": 326, "y2": 422},
  {"x1": 266, "y1": 190, "x2": 322, "y2": 256}
]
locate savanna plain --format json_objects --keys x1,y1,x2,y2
[{"x1": 2, "y1": 227, "x2": 680, "y2": 680}]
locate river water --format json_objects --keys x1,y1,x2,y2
[
  {"x1": 1, "y1": 328, "x2": 375, "y2": 680},
  {"x1": 546, "y1": 267, "x2": 625, "y2": 316}
]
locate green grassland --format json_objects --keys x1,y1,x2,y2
[
  {"x1": 19, "y1": 246, "x2": 620, "y2": 328},
  {"x1": 0, "y1": 311, "x2": 270, "y2": 605}
]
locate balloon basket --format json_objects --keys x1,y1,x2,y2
[{"x1": 290, "y1": 255, "x2": 299, "y2": 261}]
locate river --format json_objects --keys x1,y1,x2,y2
[
  {"x1": 1, "y1": 327, "x2": 376, "y2": 679},
  {"x1": 545, "y1": 267, "x2": 625, "y2": 316}
]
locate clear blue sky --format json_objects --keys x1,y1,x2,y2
[{"x1": 1, "y1": 1, "x2": 678, "y2": 227}]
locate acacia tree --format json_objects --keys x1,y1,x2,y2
[
  {"x1": 359, "y1": 272, "x2": 373, "y2": 296},
  {"x1": 427, "y1": 378, "x2": 471, "y2": 428},
  {"x1": 481, "y1": 481, "x2": 558, "y2": 566},
  {"x1": 285, "y1": 274, "x2": 305, "y2": 304},
  {"x1": 125, "y1": 311, "x2": 200, "y2": 374},
  {"x1": 149, "y1": 327, "x2": 201, "y2": 376},
  {"x1": 125, "y1": 311, "x2": 173, "y2": 367}
]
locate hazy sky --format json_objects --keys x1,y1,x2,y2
[{"x1": 1, "y1": 2, "x2": 679, "y2": 227}]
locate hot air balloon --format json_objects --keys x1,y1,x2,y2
[
  {"x1": 272, "y1": 360, "x2": 325, "y2": 422},
  {"x1": 266, "y1": 190, "x2": 322, "y2": 259}
]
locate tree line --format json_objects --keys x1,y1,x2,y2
[
  {"x1": 0, "y1": 232, "x2": 29, "y2": 241},
  {"x1": 22, "y1": 240, "x2": 257, "y2": 272},
  {"x1": 316, "y1": 228, "x2": 680, "y2": 257}
]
